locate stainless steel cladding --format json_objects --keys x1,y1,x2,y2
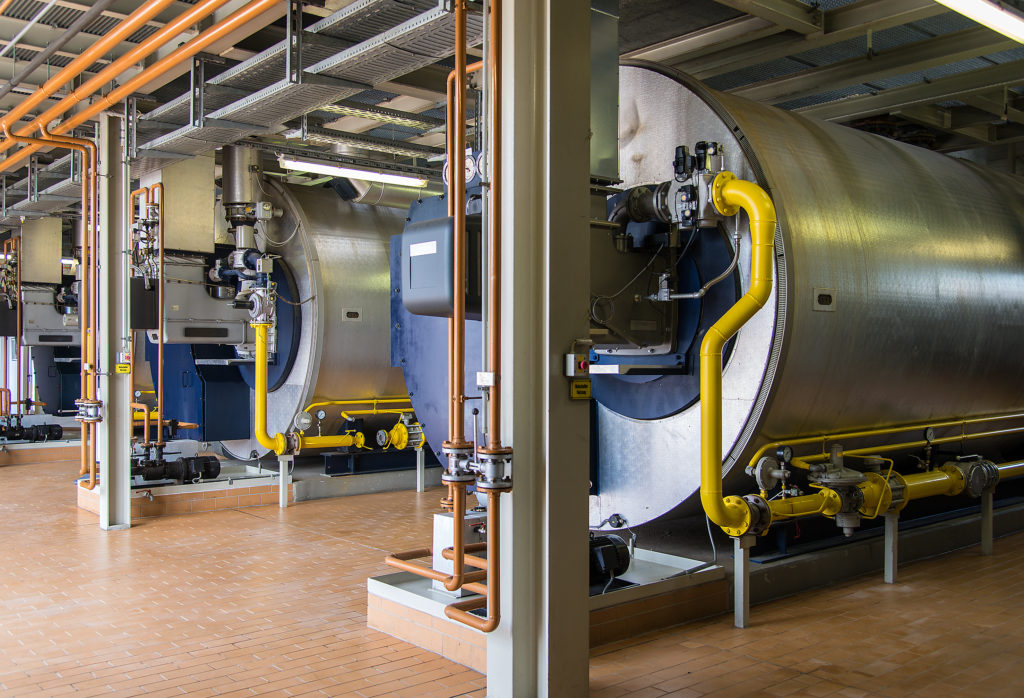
[
  {"x1": 221, "y1": 144, "x2": 262, "y2": 207},
  {"x1": 591, "y1": 64, "x2": 1024, "y2": 528},
  {"x1": 220, "y1": 181, "x2": 408, "y2": 458}
]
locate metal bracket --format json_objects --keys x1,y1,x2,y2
[
  {"x1": 189, "y1": 56, "x2": 207, "y2": 128},
  {"x1": 285, "y1": 0, "x2": 303, "y2": 84},
  {"x1": 126, "y1": 97, "x2": 139, "y2": 161},
  {"x1": 27, "y1": 155, "x2": 39, "y2": 203}
]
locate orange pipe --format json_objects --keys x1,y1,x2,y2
[
  {"x1": 0, "y1": 0, "x2": 15, "y2": 17},
  {"x1": 384, "y1": 483, "x2": 483, "y2": 590},
  {"x1": 13, "y1": 236, "x2": 19, "y2": 416},
  {"x1": 130, "y1": 402, "x2": 151, "y2": 445},
  {"x1": 150, "y1": 183, "x2": 166, "y2": 446},
  {"x1": 444, "y1": 0, "x2": 470, "y2": 450},
  {"x1": 0, "y1": 0, "x2": 235, "y2": 163},
  {"x1": 484, "y1": 0, "x2": 505, "y2": 452},
  {"x1": 7, "y1": 127, "x2": 97, "y2": 485},
  {"x1": 0, "y1": 0, "x2": 178, "y2": 137},
  {"x1": 0, "y1": 0, "x2": 281, "y2": 174},
  {"x1": 445, "y1": 489, "x2": 502, "y2": 632}
]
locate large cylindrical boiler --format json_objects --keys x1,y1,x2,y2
[
  {"x1": 590, "y1": 63, "x2": 1024, "y2": 528},
  {"x1": 220, "y1": 181, "x2": 409, "y2": 458}
]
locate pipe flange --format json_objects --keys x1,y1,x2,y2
[
  {"x1": 888, "y1": 473, "x2": 907, "y2": 512},
  {"x1": 742, "y1": 494, "x2": 771, "y2": 536},
  {"x1": 476, "y1": 477, "x2": 512, "y2": 492},
  {"x1": 74, "y1": 398, "x2": 103, "y2": 423},
  {"x1": 964, "y1": 459, "x2": 1000, "y2": 498},
  {"x1": 441, "y1": 442, "x2": 475, "y2": 457}
]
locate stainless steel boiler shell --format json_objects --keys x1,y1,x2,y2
[
  {"x1": 591, "y1": 64, "x2": 1024, "y2": 528},
  {"x1": 220, "y1": 182, "x2": 408, "y2": 458}
]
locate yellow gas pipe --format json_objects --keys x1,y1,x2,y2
[
  {"x1": 699, "y1": 172, "x2": 777, "y2": 537},
  {"x1": 251, "y1": 322, "x2": 365, "y2": 455}
]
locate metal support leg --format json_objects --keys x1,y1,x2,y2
[
  {"x1": 981, "y1": 490, "x2": 994, "y2": 556},
  {"x1": 278, "y1": 454, "x2": 293, "y2": 508},
  {"x1": 734, "y1": 535, "x2": 754, "y2": 629},
  {"x1": 884, "y1": 511, "x2": 899, "y2": 584},
  {"x1": 416, "y1": 447, "x2": 425, "y2": 493}
]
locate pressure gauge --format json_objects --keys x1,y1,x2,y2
[
  {"x1": 924, "y1": 427, "x2": 935, "y2": 442},
  {"x1": 776, "y1": 445, "x2": 793, "y2": 463},
  {"x1": 293, "y1": 411, "x2": 313, "y2": 431},
  {"x1": 315, "y1": 409, "x2": 327, "y2": 421},
  {"x1": 441, "y1": 154, "x2": 477, "y2": 186}
]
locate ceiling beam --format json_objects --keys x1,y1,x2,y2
[
  {"x1": 961, "y1": 91, "x2": 1024, "y2": 127},
  {"x1": 49, "y1": 0, "x2": 166, "y2": 31},
  {"x1": 675, "y1": 0, "x2": 945, "y2": 79},
  {"x1": 731, "y1": 27, "x2": 1015, "y2": 104},
  {"x1": 796, "y1": 60, "x2": 1024, "y2": 121},
  {"x1": 0, "y1": 15, "x2": 138, "y2": 62},
  {"x1": 621, "y1": 15, "x2": 783, "y2": 63},
  {"x1": 713, "y1": 0, "x2": 822, "y2": 34},
  {"x1": 897, "y1": 103, "x2": 1024, "y2": 147}
]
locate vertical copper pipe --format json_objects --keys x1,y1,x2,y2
[
  {"x1": 7, "y1": 127, "x2": 96, "y2": 483},
  {"x1": 448, "y1": 0, "x2": 469, "y2": 448},
  {"x1": 150, "y1": 183, "x2": 165, "y2": 446},
  {"x1": 13, "y1": 236, "x2": 20, "y2": 415},
  {"x1": 485, "y1": 0, "x2": 504, "y2": 451}
]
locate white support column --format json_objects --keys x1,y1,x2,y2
[
  {"x1": 734, "y1": 535, "x2": 754, "y2": 628},
  {"x1": 415, "y1": 447, "x2": 425, "y2": 493},
  {"x1": 884, "y1": 511, "x2": 899, "y2": 584},
  {"x1": 487, "y1": 0, "x2": 593, "y2": 695},
  {"x1": 97, "y1": 113, "x2": 131, "y2": 530},
  {"x1": 981, "y1": 490, "x2": 994, "y2": 556},
  {"x1": 278, "y1": 454, "x2": 293, "y2": 507}
]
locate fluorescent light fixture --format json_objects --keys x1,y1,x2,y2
[
  {"x1": 934, "y1": 0, "x2": 1024, "y2": 43},
  {"x1": 60, "y1": 257, "x2": 76, "y2": 265},
  {"x1": 277, "y1": 154, "x2": 429, "y2": 188}
]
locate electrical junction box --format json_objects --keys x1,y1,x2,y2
[{"x1": 400, "y1": 215, "x2": 481, "y2": 319}]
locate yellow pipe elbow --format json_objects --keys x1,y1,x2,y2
[{"x1": 700, "y1": 172, "x2": 777, "y2": 536}]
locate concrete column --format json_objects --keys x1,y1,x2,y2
[
  {"x1": 487, "y1": 0, "x2": 592, "y2": 695},
  {"x1": 278, "y1": 454, "x2": 293, "y2": 507},
  {"x1": 97, "y1": 113, "x2": 131, "y2": 530}
]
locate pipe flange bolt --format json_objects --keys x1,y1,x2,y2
[
  {"x1": 742, "y1": 494, "x2": 771, "y2": 536},
  {"x1": 965, "y1": 459, "x2": 1000, "y2": 498}
]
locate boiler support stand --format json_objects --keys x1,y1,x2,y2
[
  {"x1": 734, "y1": 535, "x2": 754, "y2": 629},
  {"x1": 884, "y1": 511, "x2": 899, "y2": 584},
  {"x1": 278, "y1": 454, "x2": 292, "y2": 508}
]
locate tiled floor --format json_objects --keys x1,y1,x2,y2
[
  {"x1": 590, "y1": 529, "x2": 1024, "y2": 697},
  {"x1": 0, "y1": 457, "x2": 484, "y2": 697},
  {"x1": 3, "y1": 456, "x2": 1024, "y2": 697}
]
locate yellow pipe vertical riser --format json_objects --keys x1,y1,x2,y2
[
  {"x1": 252, "y1": 323, "x2": 285, "y2": 455},
  {"x1": 700, "y1": 172, "x2": 777, "y2": 537}
]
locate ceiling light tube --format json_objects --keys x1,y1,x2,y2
[
  {"x1": 277, "y1": 154, "x2": 429, "y2": 187},
  {"x1": 934, "y1": 0, "x2": 1024, "y2": 43}
]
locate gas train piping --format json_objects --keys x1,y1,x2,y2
[{"x1": 384, "y1": 0, "x2": 512, "y2": 634}]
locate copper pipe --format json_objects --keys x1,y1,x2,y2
[
  {"x1": 7, "y1": 127, "x2": 97, "y2": 483},
  {"x1": 150, "y1": 183, "x2": 166, "y2": 446},
  {"x1": 444, "y1": 0, "x2": 470, "y2": 449},
  {"x1": 0, "y1": 0, "x2": 178, "y2": 138},
  {"x1": 131, "y1": 402, "x2": 151, "y2": 445},
  {"x1": 13, "y1": 236, "x2": 20, "y2": 416},
  {"x1": 484, "y1": 0, "x2": 506, "y2": 452},
  {"x1": 384, "y1": 483, "x2": 486, "y2": 589},
  {"x1": 441, "y1": 546, "x2": 488, "y2": 571},
  {"x1": 445, "y1": 489, "x2": 501, "y2": 632},
  {"x1": 0, "y1": 0, "x2": 235, "y2": 161},
  {"x1": 0, "y1": 0, "x2": 281, "y2": 173}
]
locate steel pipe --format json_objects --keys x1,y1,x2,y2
[{"x1": 0, "y1": 0, "x2": 59, "y2": 62}]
